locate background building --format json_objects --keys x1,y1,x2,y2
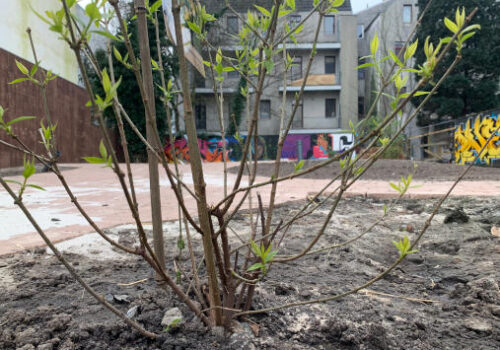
[
  {"x1": 357, "y1": 0, "x2": 420, "y2": 157},
  {"x1": 192, "y1": 0, "x2": 358, "y2": 159}
]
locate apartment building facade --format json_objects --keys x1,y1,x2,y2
[
  {"x1": 193, "y1": 0, "x2": 358, "y2": 159},
  {"x1": 357, "y1": 0, "x2": 418, "y2": 119}
]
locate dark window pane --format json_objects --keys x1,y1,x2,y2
[
  {"x1": 292, "y1": 99, "x2": 303, "y2": 128},
  {"x1": 227, "y1": 16, "x2": 239, "y2": 34},
  {"x1": 358, "y1": 57, "x2": 365, "y2": 79},
  {"x1": 358, "y1": 96, "x2": 365, "y2": 118},
  {"x1": 325, "y1": 56, "x2": 335, "y2": 74},
  {"x1": 195, "y1": 104, "x2": 206, "y2": 130},
  {"x1": 290, "y1": 56, "x2": 302, "y2": 81},
  {"x1": 260, "y1": 100, "x2": 271, "y2": 119},
  {"x1": 324, "y1": 16, "x2": 335, "y2": 34},
  {"x1": 325, "y1": 99, "x2": 336, "y2": 118},
  {"x1": 289, "y1": 14, "x2": 301, "y2": 26}
]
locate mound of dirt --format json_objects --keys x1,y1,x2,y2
[
  {"x1": 228, "y1": 159, "x2": 500, "y2": 181},
  {"x1": 0, "y1": 196, "x2": 499, "y2": 349}
]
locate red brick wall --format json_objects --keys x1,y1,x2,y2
[{"x1": 0, "y1": 48, "x2": 116, "y2": 168}]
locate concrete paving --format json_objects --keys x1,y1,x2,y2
[{"x1": 1, "y1": 162, "x2": 499, "y2": 255}]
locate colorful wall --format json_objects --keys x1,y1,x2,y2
[
  {"x1": 454, "y1": 112, "x2": 500, "y2": 166},
  {"x1": 164, "y1": 132, "x2": 354, "y2": 162}
]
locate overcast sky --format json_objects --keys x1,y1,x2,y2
[{"x1": 78, "y1": 0, "x2": 385, "y2": 14}]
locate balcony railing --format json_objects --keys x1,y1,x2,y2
[{"x1": 289, "y1": 116, "x2": 341, "y2": 130}]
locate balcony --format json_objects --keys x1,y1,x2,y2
[
  {"x1": 279, "y1": 74, "x2": 341, "y2": 92},
  {"x1": 288, "y1": 116, "x2": 341, "y2": 131}
]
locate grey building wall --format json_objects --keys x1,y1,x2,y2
[{"x1": 196, "y1": 1, "x2": 358, "y2": 136}]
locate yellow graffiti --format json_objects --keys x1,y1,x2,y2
[{"x1": 454, "y1": 114, "x2": 500, "y2": 165}]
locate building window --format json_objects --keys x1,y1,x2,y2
[
  {"x1": 357, "y1": 24, "x2": 364, "y2": 39},
  {"x1": 325, "y1": 56, "x2": 335, "y2": 74},
  {"x1": 227, "y1": 16, "x2": 239, "y2": 34},
  {"x1": 228, "y1": 69, "x2": 239, "y2": 79},
  {"x1": 394, "y1": 41, "x2": 405, "y2": 56},
  {"x1": 403, "y1": 5, "x2": 412, "y2": 23},
  {"x1": 289, "y1": 14, "x2": 301, "y2": 27},
  {"x1": 324, "y1": 15, "x2": 335, "y2": 35},
  {"x1": 290, "y1": 56, "x2": 302, "y2": 81},
  {"x1": 325, "y1": 99, "x2": 336, "y2": 118},
  {"x1": 260, "y1": 100, "x2": 271, "y2": 119},
  {"x1": 358, "y1": 97, "x2": 365, "y2": 118},
  {"x1": 358, "y1": 57, "x2": 365, "y2": 79},
  {"x1": 292, "y1": 99, "x2": 303, "y2": 128},
  {"x1": 195, "y1": 104, "x2": 206, "y2": 130}
]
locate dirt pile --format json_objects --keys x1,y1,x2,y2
[{"x1": 0, "y1": 196, "x2": 498, "y2": 349}]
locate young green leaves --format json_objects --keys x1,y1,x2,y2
[
  {"x1": 82, "y1": 140, "x2": 112, "y2": 168},
  {"x1": 248, "y1": 240, "x2": 278, "y2": 275},
  {"x1": 0, "y1": 107, "x2": 36, "y2": 137},
  {"x1": 5, "y1": 157, "x2": 46, "y2": 201},
  {"x1": 442, "y1": 7, "x2": 480, "y2": 54},
  {"x1": 393, "y1": 235, "x2": 418, "y2": 258},
  {"x1": 10, "y1": 59, "x2": 56, "y2": 87},
  {"x1": 87, "y1": 69, "x2": 122, "y2": 111}
]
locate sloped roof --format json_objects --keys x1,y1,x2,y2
[
  {"x1": 357, "y1": 0, "x2": 394, "y2": 28},
  {"x1": 201, "y1": 0, "x2": 352, "y2": 13}
]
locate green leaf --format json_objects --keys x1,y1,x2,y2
[
  {"x1": 389, "y1": 182, "x2": 400, "y2": 192},
  {"x1": 27, "y1": 184, "x2": 46, "y2": 191},
  {"x1": 254, "y1": 5, "x2": 271, "y2": 17},
  {"x1": 294, "y1": 160, "x2": 304, "y2": 172},
  {"x1": 150, "y1": 0, "x2": 162, "y2": 13},
  {"x1": 444, "y1": 17, "x2": 458, "y2": 33},
  {"x1": 85, "y1": 3, "x2": 101, "y2": 20},
  {"x1": 404, "y1": 39, "x2": 418, "y2": 61},
  {"x1": 99, "y1": 140, "x2": 107, "y2": 159},
  {"x1": 389, "y1": 50, "x2": 404, "y2": 67},
  {"x1": 6, "y1": 116, "x2": 36, "y2": 126},
  {"x1": 177, "y1": 238, "x2": 185, "y2": 250},
  {"x1": 250, "y1": 239, "x2": 260, "y2": 257},
  {"x1": 357, "y1": 62, "x2": 374, "y2": 69},
  {"x1": 4, "y1": 179, "x2": 22, "y2": 186},
  {"x1": 15, "y1": 60, "x2": 29, "y2": 75},
  {"x1": 370, "y1": 33, "x2": 379, "y2": 56},
  {"x1": 82, "y1": 156, "x2": 106, "y2": 164},
  {"x1": 91, "y1": 30, "x2": 120, "y2": 41},
  {"x1": 264, "y1": 250, "x2": 278, "y2": 263},
  {"x1": 247, "y1": 263, "x2": 265, "y2": 271},
  {"x1": 9, "y1": 78, "x2": 30, "y2": 85},
  {"x1": 187, "y1": 21, "x2": 201, "y2": 35}
]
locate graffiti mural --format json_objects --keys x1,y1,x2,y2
[
  {"x1": 454, "y1": 113, "x2": 500, "y2": 165},
  {"x1": 282, "y1": 132, "x2": 355, "y2": 160},
  {"x1": 165, "y1": 133, "x2": 355, "y2": 162},
  {"x1": 165, "y1": 135, "x2": 241, "y2": 162}
]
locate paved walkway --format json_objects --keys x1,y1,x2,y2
[{"x1": 1, "y1": 162, "x2": 499, "y2": 255}]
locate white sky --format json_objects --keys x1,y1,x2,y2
[{"x1": 78, "y1": 0, "x2": 385, "y2": 14}]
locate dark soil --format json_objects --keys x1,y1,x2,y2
[
  {"x1": 228, "y1": 159, "x2": 500, "y2": 181},
  {"x1": 1, "y1": 196, "x2": 499, "y2": 350}
]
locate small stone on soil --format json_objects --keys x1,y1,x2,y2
[
  {"x1": 464, "y1": 318, "x2": 492, "y2": 333},
  {"x1": 161, "y1": 307, "x2": 183, "y2": 329}
]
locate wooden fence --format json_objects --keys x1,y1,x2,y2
[{"x1": 0, "y1": 47, "x2": 116, "y2": 169}]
